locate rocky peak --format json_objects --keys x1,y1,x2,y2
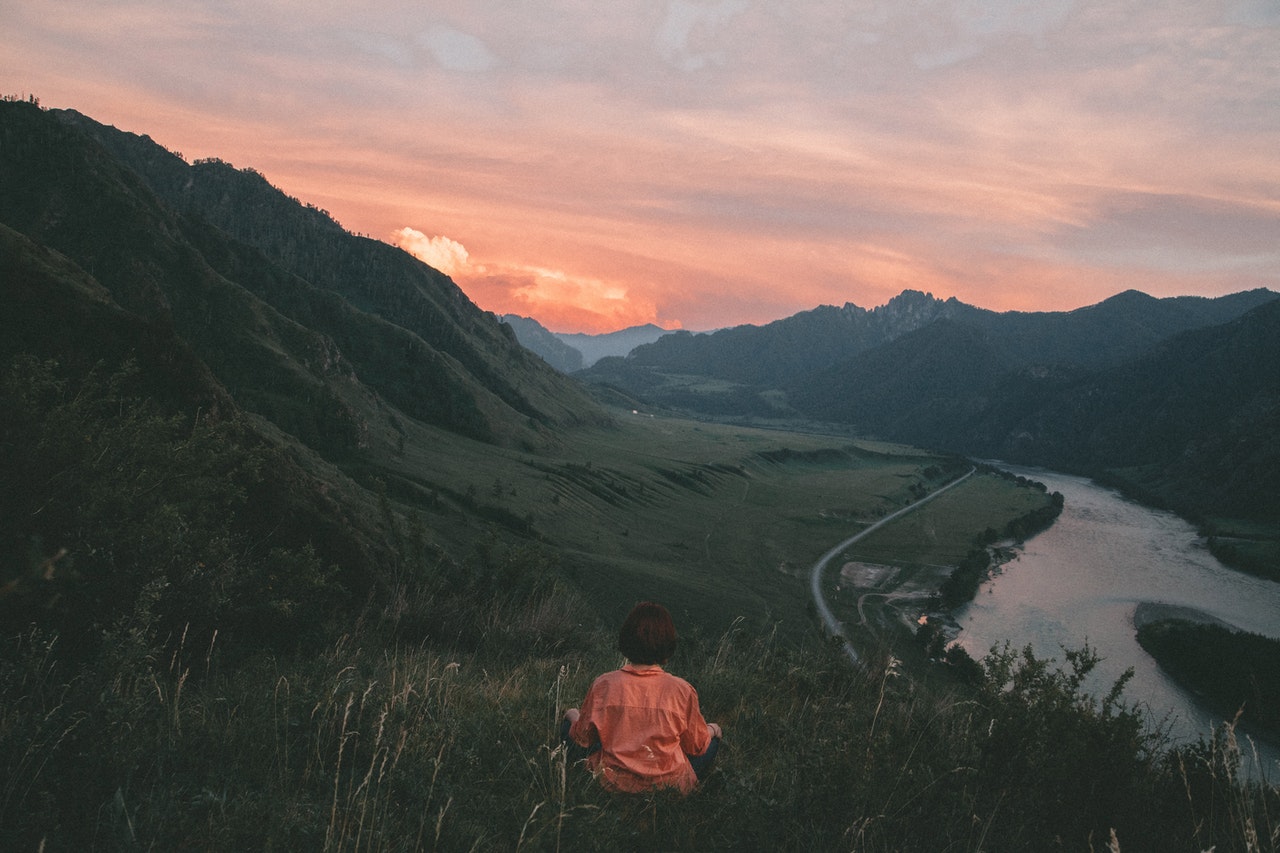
[{"x1": 869, "y1": 290, "x2": 951, "y2": 336}]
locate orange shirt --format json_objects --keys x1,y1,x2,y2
[{"x1": 569, "y1": 663, "x2": 712, "y2": 794}]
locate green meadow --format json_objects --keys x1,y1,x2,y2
[{"x1": 365, "y1": 407, "x2": 1039, "y2": 636}]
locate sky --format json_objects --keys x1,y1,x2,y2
[{"x1": 5, "y1": 1, "x2": 1280, "y2": 333}]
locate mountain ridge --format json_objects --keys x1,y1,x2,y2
[
  {"x1": 611, "y1": 289, "x2": 983, "y2": 387},
  {"x1": 501, "y1": 314, "x2": 678, "y2": 371},
  {"x1": 6, "y1": 98, "x2": 1277, "y2": 528},
  {"x1": 580, "y1": 285, "x2": 1280, "y2": 522},
  {"x1": 5, "y1": 103, "x2": 606, "y2": 448}
]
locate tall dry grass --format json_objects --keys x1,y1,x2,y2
[{"x1": 2, "y1": 586, "x2": 1278, "y2": 851}]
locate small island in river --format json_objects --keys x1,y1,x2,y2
[{"x1": 1134, "y1": 603, "x2": 1280, "y2": 739}]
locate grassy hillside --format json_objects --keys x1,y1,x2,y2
[
  {"x1": 4, "y1": 542, "x2": 1275, "y2": 851},
  {"x1": 4, "y1": 346, "x2": 1275, "y2": 849}
]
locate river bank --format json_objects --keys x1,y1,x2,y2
[
  {"x1": 1133, "y1": 602, "x2": 1234, "y2": 631},
  {"x1": 955, "y1": 465, "x2": 1280, "y2": 777},
  {"x1": 1136, "y1": 614, "x2": 1280, "y2": 746}
]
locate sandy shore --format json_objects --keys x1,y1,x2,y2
[{"x1": 1132, "y1": 602, "x2": 1235, "y2": 632}]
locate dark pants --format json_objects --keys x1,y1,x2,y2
[{"x1": 558, "y1": 719, "x2": 721, "y2": 781}]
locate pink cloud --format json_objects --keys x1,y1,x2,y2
[
  {"x1": 392, "y1": 228, "x2": 470, "y2": 275},
  {"x1": 393, "y1": 225, "x2": 671, "y2": 333},
  {"x1": 6, "y1": 0, "x2": 1277, "y2": 332}
]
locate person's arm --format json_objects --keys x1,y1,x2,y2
[
  {"x1": 679, "y1": 690, "x2": 714, "y2": 755},
  {"x1": 566, "y1": 696, "x2": 598, "y2": 747}
]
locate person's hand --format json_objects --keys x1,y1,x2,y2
[
  {"x1": 708, "y1": 722, "x2": 722, "y2": 739},
  {"x1": 564, "y1": 708, "x2": 581, "y2": 724}
]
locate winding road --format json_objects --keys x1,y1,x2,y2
[{"x1": 809, "y1": 468, "x2": 975, "y2": 666}]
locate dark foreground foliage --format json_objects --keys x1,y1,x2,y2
[
  {"x1": 0, "y1": 356, "x2": 351, "y2": 664},
  {"x1": 3, "y1": 601, "x2": 1278, "y2": 851}
]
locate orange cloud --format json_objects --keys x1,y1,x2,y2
[
  {"x1": 474, "y1": 268, "x2": 667, "y2": 333},
  {"x1": 393, "y1": 226, "x2": 668, "y2": 333},
  {"x1": 391, "y1": 227, "x2": 470, "y2": 275}
]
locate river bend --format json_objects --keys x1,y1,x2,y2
[{"x1": 955, "y1": 466, "x2": 1280, "y2": 773}]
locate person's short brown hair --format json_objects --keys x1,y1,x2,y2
[{"x1": 618, "y1": 601, "x2": 678, "y2": 665}]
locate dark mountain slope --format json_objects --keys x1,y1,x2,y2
[
  {"x1": 55, "y1": 108, "x2": 599, "y2": 434},
  {"x1": 1004, "y1": 299, "x2": 1280, "y2": 521},
  {"x1": 0, "y1": 105, "x2": 378, "y2": 452},
  {"x1": 787, "y1": 319, "x2": 1018, "y2": 444},
  {"x1": 950, "y1": 288, "x2": 1280, "y2": 371},
  {"x1": 0, "y1": 220, "x2": 389, "y2": 651},
  {"x1": 501, "y1": 314, "x2": 584, "y2": 373},
  {"x1": 615, "y1": 290, "x2": 984, "y2": 386},
  {"x1": 793, "y1": 299, "x2": 1280, "y2": 522},
  {"x1": 579, "y1": 275, "x2": 1277, "y2": 523},
  {"x1": 0, "y1": 97, "x2": 617, "y2": 656},
  {"x1": 582, "y1": 288, "x2": 1277, "y2": 419},
  {"x1": 0, "y1": 221, "x2": 231, "y2": 417},
  {"x1": 0, "y1": 101, "x2": 601, "y2": 453}
]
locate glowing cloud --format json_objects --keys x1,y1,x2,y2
[
  {"x1": 392, "y1": 228, "x2": 470, "y2": 276},
  {"x1": 511, "y1": 266, "x2": 645, "y2": 324},
  {"x1": 467, "y1": 263, "x2": 666, "y2": 333},
  {"x1": 392, "y1": 225, "x2": 663, "y2": 332}
]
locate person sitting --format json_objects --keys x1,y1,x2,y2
[{"x1": 560, "y1": 601, "x2": 723, "y2": 794}]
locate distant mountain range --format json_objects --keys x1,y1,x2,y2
[
  {"x1": 500, "y1": 315, "x2": 676, "y2": 371},
  {"x1": 579, "y1": 288, "x2": 1280, "y2": 523}
]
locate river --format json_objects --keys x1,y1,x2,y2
[{"x1": 954, "y1": 465, "x2": 1280, "y2": 777}]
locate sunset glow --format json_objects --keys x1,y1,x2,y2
[{"x1": 5, "y1": 0, "x2": 1278, "y2": 333}]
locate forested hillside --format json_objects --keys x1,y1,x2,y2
[
  {"x1": 592, "y1": 287, "x2": 1275, "y2": 389},
  {"x1": 500, "y1": 313, "x2": 585, "y2": 372},
  {"x1": 0, "y1": 96, "x2": 608, "y2": 655},
  {"x1": 613, "y1": 289, "x2": 982, "y2": 386},
  {"x1": 581, "y1": 286, "x2": 1280, "y2": 524},
  {"x1": 789, "y1": 298, "x2": 1280, "y2": 523},
  {"x1": 16, "y1": 104, "x2": 602, "y2": 446},
  {"x1": 1, "y1": 219, "x2": 385, "y2": 657}
]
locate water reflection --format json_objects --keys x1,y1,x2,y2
[{"x1": 956, "y1": 466, "x2": 1280, "y2": 774}]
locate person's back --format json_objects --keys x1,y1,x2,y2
[{"x1": 562, "y1": 602, "x2": 722, "y2": 793}]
